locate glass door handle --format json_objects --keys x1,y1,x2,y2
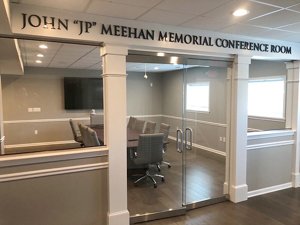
[
  {"x1": 185, "y1": 128, "x2": 193, "y2": 150},
  {"x1": 176, "y1": 129, "x2": 183, "y2": 153}
]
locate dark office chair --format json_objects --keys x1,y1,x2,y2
[
  {"x1": 144, "y1": 121, "x2": 156, "y2": 134},
  {"x1": 127, "y1": 116, "x2": 137, "y2": 129},
  {"x1": 158, "y1": 123, "x2": 171, "y2": 170},
  {"x1": 69, "y1": 119, "x2": 84, "y2": 146},
  {"x1": 86, "y1": 127, "x2": 101, "y2": 147},
  {"x1": 78, "y1": 124, "x2": 101, "y2": 147},
  {"x1": 134, "y1": 119, "x2": 146, "y2": 133},
  {"x1": 132, "y1": 133, "x2": 165, "y2": 188}
]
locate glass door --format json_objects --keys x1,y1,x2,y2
[
  {"x1": 127, "y1": 52, "x2": 230, "y2": 223},
  {"x1": 181, "y1": 58, "x2": 229, "y2": 208},
  {"x1": 127, "y1": 52, "x2": 186, "y2": 223}
]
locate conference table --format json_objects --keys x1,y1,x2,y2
[
  {"x1": 90, "y1": 124, "x2": 142, "y2": 170},
  {"x1": 89, "y1": 124, "x2": 140, "y2": 148}
]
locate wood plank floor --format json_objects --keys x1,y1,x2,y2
[
  {"x1": 127, "y1": 140, "x2": 226, "y2": 215},
  {"x1": 138, "y1": 188, "x2": 300, "y2": 225}
]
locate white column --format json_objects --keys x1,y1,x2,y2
[
  {"x1": 286, "y1": 61, "x2": 300, "y2": 188},
  {"x1": 100, "y1": 44, "x2": 129, "y2": 225},
  {"x1": 224, "y1": 67, "x2": 232, "y2": 195},
  {"x1": 229, "y1": 55, "x2": 251, "y2": 203}
]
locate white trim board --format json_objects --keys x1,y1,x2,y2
[
  {"x1": 162, "y1": 115, "x2": 227, "y2": 128},
  {"x1": 5, "y1": 140, "x2": 77, "y2": 148},
  {"x1": 0, "y1": 162, "x2": 108, "y2": 183},
  {"x1": 248, "y1": 183, "x2": 292, "y2": 198},
  {"x1": 247, "y1": 140, "x2": 295, "y2": 150},
  {"x1": 3, "y1": 117, "x2": 90, "y2": 124},
  {"x1": 247, "y1": 130, "x2": 295, "y2": 140},
  {"x1": 0, "y1": 147, "x2": 108, "y2": 168},
  {"x1": 168, "y1": 136, "x2": 226, "y2": 157}
]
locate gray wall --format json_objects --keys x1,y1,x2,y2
[
  {"x1": 247, "y1": 131, "x2": 293, "y2": 191},
  {"x1": 0, "y1": 155, "x2": 108, "y2": 225},
  {"x1": 247, "y1": 145, "x2": 292, "y2": 191},
  {"x1": 2, "y1": 67, "x2": 100, "y2": 148},
  {"x1": 127, "y1": 72, "x2": 163, "y2": 116}
]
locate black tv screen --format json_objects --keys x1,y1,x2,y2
[{"x1": 64, "y1": 77, "x2": 103, "y2": 110}]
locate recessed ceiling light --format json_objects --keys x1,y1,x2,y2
[
  {"x1": 35, "y1": 60, "x2": 42, "y2": 64},
  {"x1": 157, "y1": 52, "x2": 165, "y2": 57},
  {"x1": 37, "y1": 53, "x2": 44, "y2": 57},
  {"x1": 233, "y1": 8, "x2": 249, "y2": 17},
  {"x1": 39, "y1": 44, "x2": 48, "y2": 49}
]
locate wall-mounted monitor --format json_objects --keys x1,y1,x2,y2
[{"x1": 64, "y1": 77, "x2": 103, "y2": 110}]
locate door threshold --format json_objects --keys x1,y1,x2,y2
[
  {"x1": 185, "y1": 195, "x2": 228, "y2": 210},
  {"x1": 130, "y1": 207, "x2": 186, "y2": 224}
]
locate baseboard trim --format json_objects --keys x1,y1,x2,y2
[
  {"x1": 230, "y1": 184, "x2": 248, "y2": 203},
  {"x1": 0, "y1": 162, "x2": 108, "y2": 183},
  {"x1": 248, "y1": 182, "x2": 292, "y2": 198},
  {"x1": 108, "y1": 210, "x2": 130, "y2": 225},
  {"x1": 169, "y1": 136, "x2": 226, "y2": 156},
  {"x1": 292, "y1": 173, "x2": 300, "y2": 188}
]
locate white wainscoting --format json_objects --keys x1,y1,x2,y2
[{"x1": 0, "y1": 162, "x2": 108, "y2": 182}]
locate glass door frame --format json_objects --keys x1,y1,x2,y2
[{"x1": 181, "y1": 58, "x2": 231, "y2": 209}]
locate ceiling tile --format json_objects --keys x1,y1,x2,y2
[
  {"x1": 138, "y1": 9, "x2": 196, "y2": 26},
  {"x1": 250, "y1": 0, "x2": 300, "y2": 8},
  {"x1": 247, "y1": 9, "x2": 300, "y2": 28},
  {"x1": 182, "y1": 16, "x2": 234, "y2": 31},
  {"x1": 155, "y1": 0, "x2": 231, "y2": 15},
  {"x1": 221, "y1": 23, "x2": 270, "y2": 36},
  {"x1": 19, "y1": 0, "x2": 89, "y2": 12},
  {"x1": 288, "y1": 3, "x2": 300, "y2": 12},
  {"x1": 278, "y1": 22, "x2": 300, "y2": 32},
  {"x1": 49, "y1": 44, "x2": 96, "y2": 68},
  {"x1": 86, "y1": 0, "x2": 149, "y2": 20},
  {"x1": 103, "y1": 0, "x2": 162, "y2": 8},
  {"x1": 201, "y1": 0, "x2": 280, "y2": 23}
]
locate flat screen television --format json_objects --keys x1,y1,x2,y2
[{"x1": 64, "y1": 77, "x2": 103, "y2": 110}]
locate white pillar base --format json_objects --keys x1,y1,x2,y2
[
  {"x1": 230, "y1": 184, "x2": 248, "y2": 203},
  {"x1": 108, "y1": 210, "x2": 130, "y2": 225},
  {"x1": 292, "y1": 172, "x2": 300, "y2": 187}
]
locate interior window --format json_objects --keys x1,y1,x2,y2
[
  {"x1": 186, "y1": 82, "x2": 210, "y2": 112},
  {"x1": 248, "y1": 77, "x2": 285, "y2": 119}
]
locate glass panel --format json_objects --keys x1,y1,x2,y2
[
  {"x1": 126, "y1": 52, "x2": 185, "y2": 217},
  {"x1": 248, "y1": 60, "x2": 288, "y2": 132},
  {"x1": 248, "y1": 77, "x2": 285, "y2": 119},
  {"x1": 183, "y1": 61, "x2": 228, "y2": 204},
  {"x1": 0, "y1": 38, "x2": 104, "y2": 155}
]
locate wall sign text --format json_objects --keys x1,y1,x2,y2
[{"x1": 21, "y1": 13, "x2": 292, "y2": 54}]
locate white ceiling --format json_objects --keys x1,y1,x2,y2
[
  {"x1": 11, "y1": 0, "x2": 300, "y2": 72},
  {"x1": 19, "y1": 39, "x2": 203, "y2": 72},
  {"x1": 10, "y1": 0, "x2": 300, "y2": 43}
]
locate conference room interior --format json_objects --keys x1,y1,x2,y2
[{"x1": 0, "y1": 37, "x2": 289, "y2": 218}]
